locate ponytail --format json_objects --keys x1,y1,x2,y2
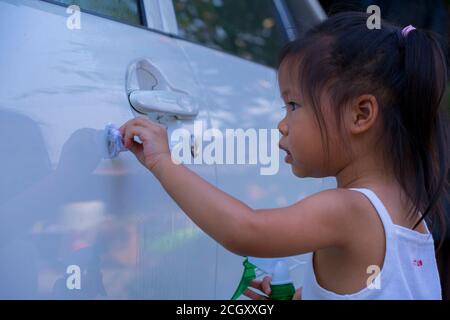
[{"x1": 397, "y1": 28, "x2": 449, "y2": 239}]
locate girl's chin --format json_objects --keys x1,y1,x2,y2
[
  {"x1": 284, "y1": 155, "x2": 308, "y2": 177},
  {"x1": 289, "y1": 162, "x2": 307, "y2": 178},
  {"x1": 292, "y1": 167, "x2": 306, "y2": 178}
]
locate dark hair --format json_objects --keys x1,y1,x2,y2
[{"x1": 279, "y1": 12, "x2": 450, "y2": 242}]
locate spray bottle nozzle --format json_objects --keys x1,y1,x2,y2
[{"x1": 231, "y1": 257, "x2": 305, "y2": 300}]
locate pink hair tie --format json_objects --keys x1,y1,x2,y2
[{"x1": 402, "y1": 25, "x2": 417, "y2": 37}]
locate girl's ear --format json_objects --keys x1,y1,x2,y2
[{"x1": 349, "y1": 94, "x2": 379, "y2": 135}]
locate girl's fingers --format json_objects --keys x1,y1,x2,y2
[
  {"x1": 131, "y1": 116, "x2": 152, "y2": 129},
  {"x1": 261, "y1": 276, "x2": 272, "y2": 295},
  {"x1": 248, "y1": 276, "x2": 272, "y2": 296},
  {"x1": 123, "y1": 125, "x2": 150, "y2": 149},
  {"x1": 120, "y1": 117, "x2": 166, "y2": 136},
  {"x1": 293, "y1": 287, "x2": 302, "y2": 300},
  {"x1": 128, "y1": 138, "x2": 143, "y2": 154},
  {"x1": 250, "y1": 276, "x2": 272, "y2": 295},
  {"x1": 243, "y1": 288, "x2": 269, "y2": 300},
  {"x1": 119, "y1": 117, "x2": 138, "y2": 132},
  {"x1": 249, "y1": 276, "x2": 272, "y2": 295},
  {"x1": 120, "y1": 118, "x2": 143, "y2": 136},
  {"x1": 249, "y1": 279, "x2": 262, "y2": 290}
]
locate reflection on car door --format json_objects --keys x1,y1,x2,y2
[{"x1": 0, "y1": 0, "x2": 219, "y2": 299}]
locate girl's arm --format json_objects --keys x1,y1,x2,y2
[
  {"x1": 120, "y1": 117, "x2": 354, "y2": 258},
  {"x1": 152, "y1": 154, "x2": 353, "y2": 258}
]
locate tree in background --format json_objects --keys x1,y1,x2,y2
[{"x1": 173, "y1": 0, "x2": 286, "y2": 68}]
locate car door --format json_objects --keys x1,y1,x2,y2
[
  {"x1": 169, "y1": 0, "x2": 336, "y2": 298},
  {"x1": 0, "y1": 0, "x2": 219, "y2": 299}
]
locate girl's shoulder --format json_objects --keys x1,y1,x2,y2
[
  {"x1": 303, "y1": 188, "x2": 376, "y2": 220},
  {"x1": 301, "y1": 188, "x2": 386, "y2": 243},
  {"x1": 298, "y1": 188, "x2": 380, "y2": 236}
]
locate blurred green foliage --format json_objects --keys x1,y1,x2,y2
[
  {"x1": 58, "y1": 0, "x2": 141, "y2": 25},
  {"x1": 173, "y1": 0, "x2": 285, "y2": 67}
]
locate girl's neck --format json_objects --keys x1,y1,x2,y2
[
  {"x1": 335, "y1": 151, "x2": 397, "y2": 190},
  {"x1": 335, "y1": 153, "x2": 425, "y2": 231}
]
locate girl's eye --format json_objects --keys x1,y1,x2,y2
[{"x1": 283, "y1": 102, "x2": 299, "y2": 112}]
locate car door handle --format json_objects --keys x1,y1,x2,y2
[{"x1": 128, "y1": 90, "x2": 199, "y2": 120}]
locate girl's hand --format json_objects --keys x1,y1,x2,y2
[
  {"x1": 119, "y1": 117, "x2": 171, "y2": 172},
  {"x1": 243, "y1": 276, "x2": 302, "y2": 300}
]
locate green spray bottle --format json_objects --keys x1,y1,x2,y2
[
  {"x1": 269, "y1": 260, "x2": 296, "y2": 300},
  {"x1": 231, "y1": 257, "x2": 304, "y2": 300}
]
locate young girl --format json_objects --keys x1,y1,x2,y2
[{"x1": 119, "y1": 12, "x2": 449, "y2": 300}]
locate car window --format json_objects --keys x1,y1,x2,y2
[
  {"x1": 54, "y1": 0, "x2": 144, "y2": 26},
  {"x1": 173, "y1": 0, "x2": 289, "y2": 68}
]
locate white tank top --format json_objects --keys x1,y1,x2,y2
[{"x1": 301, "y1": 188, "x2": 442, "y2": 300}]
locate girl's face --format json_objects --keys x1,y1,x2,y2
[{"x1": 277, "y1": 59, "x2": 342, "y2": 178}]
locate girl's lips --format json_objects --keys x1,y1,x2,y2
[
  {"x1": 285, "y1": 153, "x2": 292, "y2": 163},
  {"x1": 279, "y1": 144, "x2": 291, "y2": 155},
  {"x1": 279, "y1": 143, "x2": 293, "y2": 162},
  {"x1": 280, "y1": 145, "x2": 292, "y2": 162}
]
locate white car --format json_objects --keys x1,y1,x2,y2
[{"x1": 0, "y1": 0, "x2": 334, "y2": 299}]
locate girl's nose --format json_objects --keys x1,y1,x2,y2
[{"x1": 278, "y1": 118, "x2": 288, "y2": 136}]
